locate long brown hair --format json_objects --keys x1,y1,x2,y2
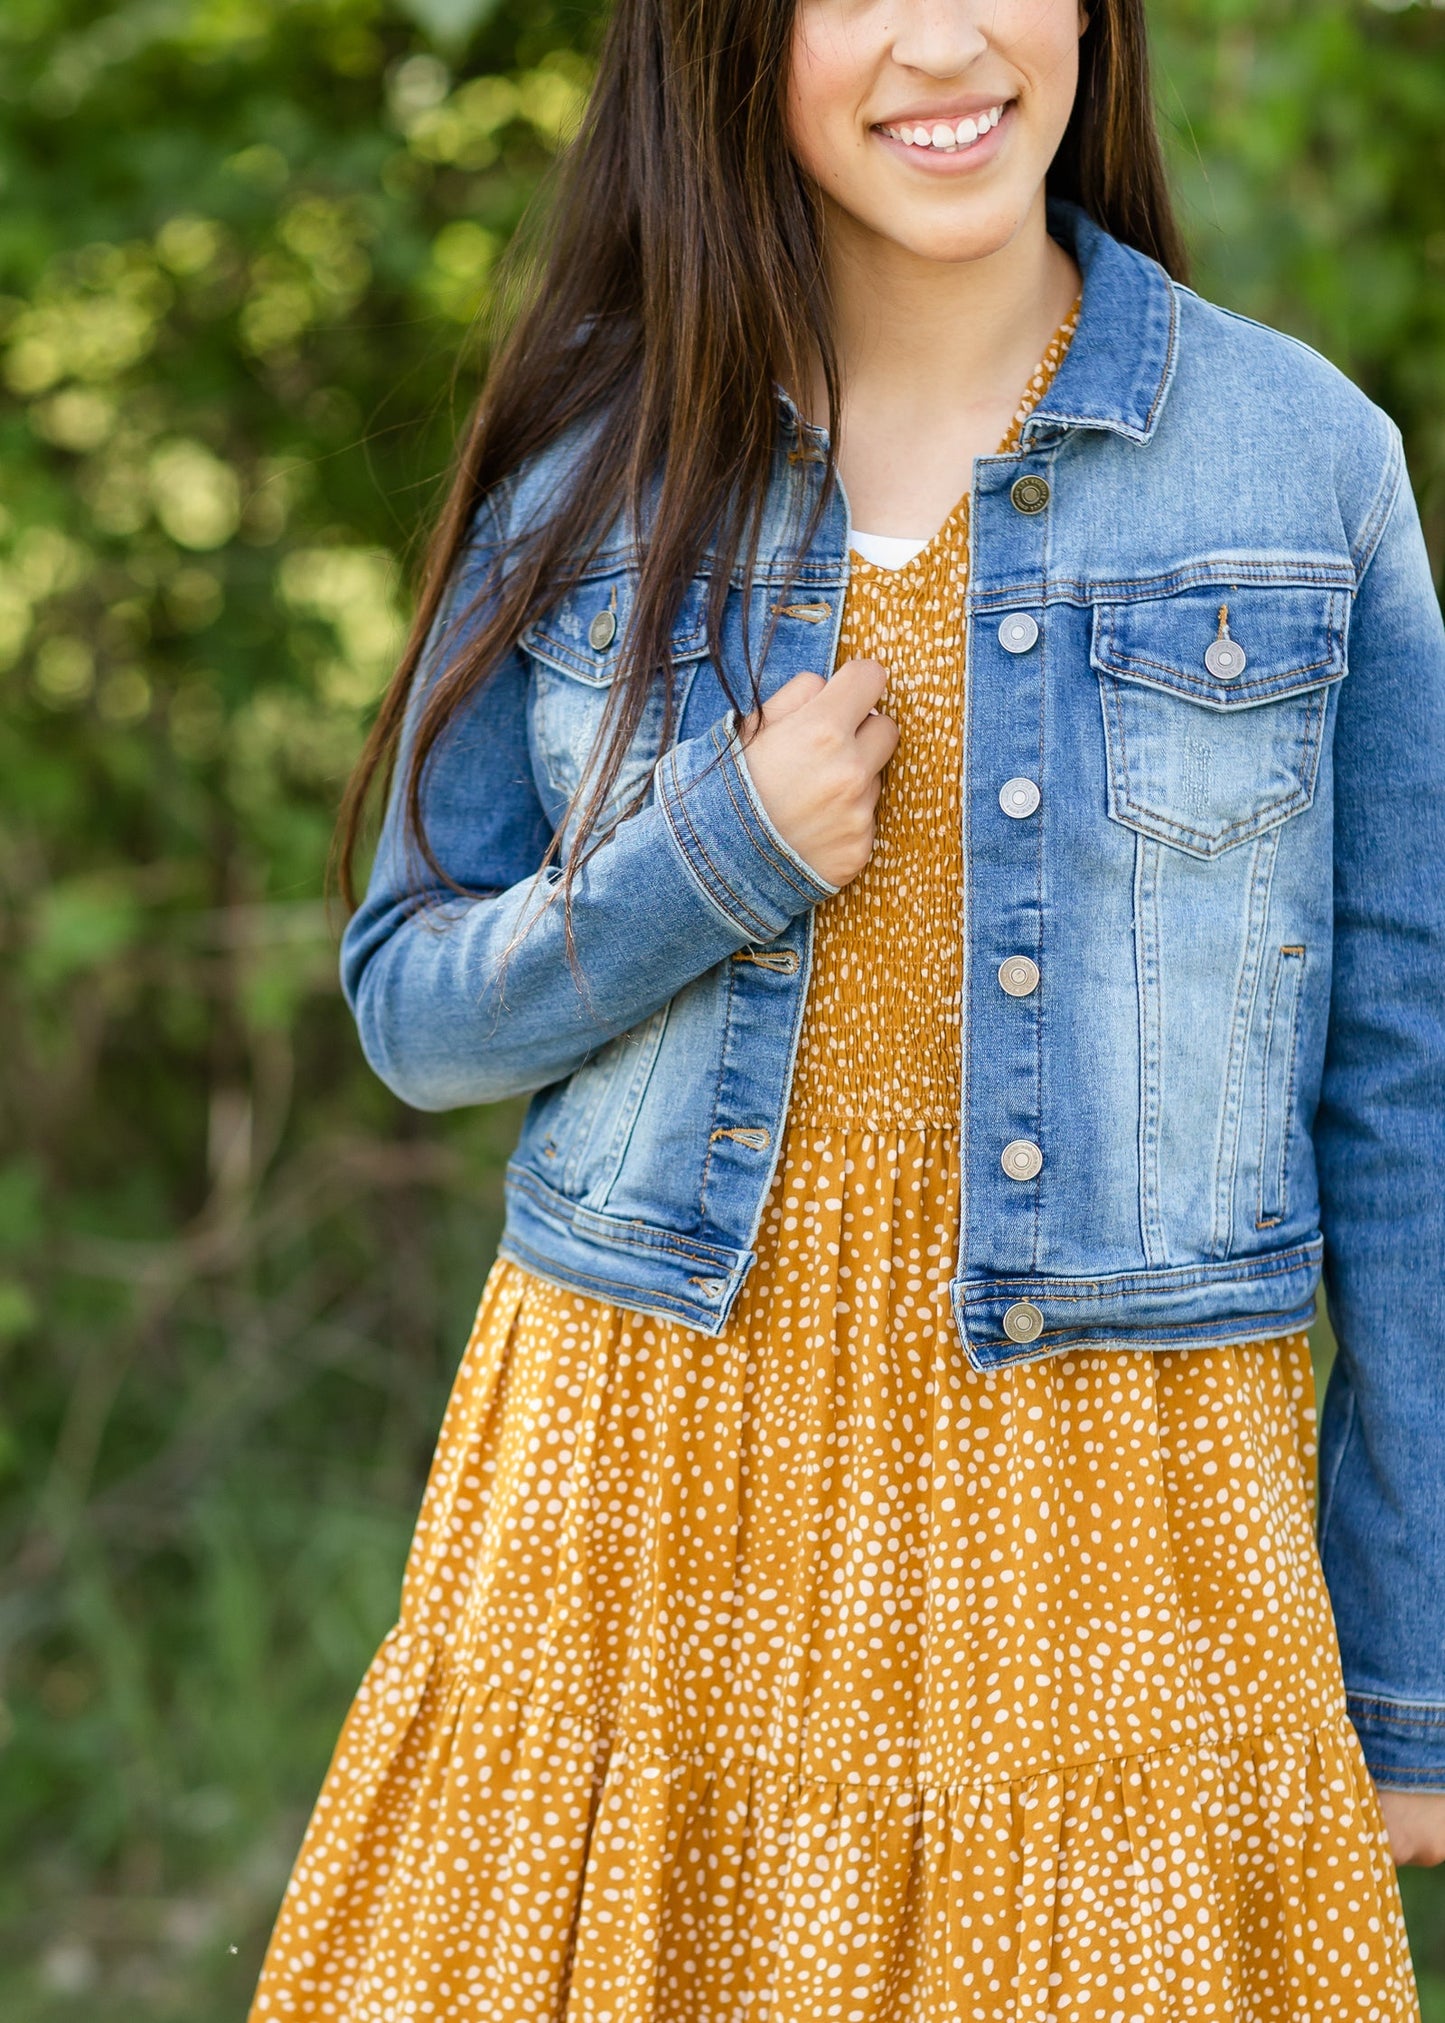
[{"x1": 336, "y1": 0, "x2": 1186, "y2": 920}]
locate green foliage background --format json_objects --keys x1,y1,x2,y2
[{"x1": 1, "y1": 0, "x2": 1442, "y2": 2014}]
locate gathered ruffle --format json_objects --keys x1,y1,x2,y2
[
  {"x1": 250, "y1": 1128, "x2": 1419, "y2": 2020},
  {"x1": 255, "y1": 1624, "x2": 1415, "y2": 2022}
]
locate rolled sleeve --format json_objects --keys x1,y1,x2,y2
[{"x1": 654, "y1": 711, "x2": 839, "y2": 941}]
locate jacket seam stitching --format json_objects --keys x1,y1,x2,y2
[
  {"x1": 1349, "y1": 426, "x2": 1405, "y2": 581},
  {"x1": 1144, "y1": 280, "x2": 1181, "y2": 433},
  {"x1": 968, "y1": 1319, "x2": 1317, "y2": 1364},
  {"x1": 1316, "y1": 1375, "x2": 1356, "y2": 1564},
  {"x1": 506, "y1": 1169, "x2": 738, "y2": 1266},
  {"x1": 960, "y1": 1248, "x2": 1320, "y2": 1302},
  {"x1": 1030, "y1": 465, "x2": 1052, "y2": 1272},
  {"x1": 1347, "y1": 1695, "x2": 1445, "y2": 1727},
  {"x1": 1102, "y1": 645, "x2": 1340, "y2": 686},
  {"x1": 1208, "y1": 830, "x2": 1280, "y2": 1260},
  {"x1": 1256, "y1": 946, "x2": 1305, "y2": 1229},
  {"x1": 1102, "y1": 685, "x2": 1326, "y2": 855},
  {"x1": 989, "y1": 564, "x2": 1359, "y2": 606},
  {"x1": 697, "y1": 956, "x2": 742, "y2": 1221},
  {"x1": 496, "y1": 1237, "x2": 718, "y2": 1320}
]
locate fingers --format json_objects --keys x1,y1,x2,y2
[
  {"x1": 854, "y1": 708, "x2": 899, "y2": 770},
  {"x1": 834, "y1": 659, "x2": 898, "y2": 766},
  {"x1": 756, "y1": 668, "x2": 827, "y2": 724},
  {"x1": 746, "y1": 660, "x2": 897, "y2": 774},
  {"x1": 737, "y1": 658, "x2": 897, "y2": 886},
  {"x1": 814, "y1": 656, "x2": 889, "y2": 728}
]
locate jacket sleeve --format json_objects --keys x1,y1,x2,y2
[
  {"x1": 339, "y1": 503, "x2": 837, "y2": 1110},
  {"x1": 1315, "y1": 426, "x2": 1445, "y2": 1790}
]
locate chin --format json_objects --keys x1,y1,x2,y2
[{"x1": 880, "y1": 194, "x2": 1033, "y2": 267}]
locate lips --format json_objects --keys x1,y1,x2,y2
[{"x1": 875, "y1": 100, "x2": 1012, "y2": 154}]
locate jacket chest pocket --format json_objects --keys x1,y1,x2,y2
[
  {"x1": 519, "y1": 571, "x2": 711, "y2": 822},
  {"x1": 1091, "y1": 584, "x2": 1349, "y2": 859}
]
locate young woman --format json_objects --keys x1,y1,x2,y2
[{"x1": 251, "y1": 1, "x2": 1445, "y2": 2015}]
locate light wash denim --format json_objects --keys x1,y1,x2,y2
[{"x1": 343, "y1": 203, "x2": 1445, "y2": 1786}]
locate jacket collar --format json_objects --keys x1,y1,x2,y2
[
  {"x1": 1026, "y1": 198, "x2": 1179, "y2": 445},
  {"x1": 774, "y1": 198, "x2": 1180, "y2": 451}
]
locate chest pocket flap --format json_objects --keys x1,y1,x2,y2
[
  {"x1": 519, "y1": 570, "x2": 713, "y2": 811},
  {"x1": 519, "y1": 571, "x2": 711, "y2": 686},
  {"x1": 1091, "y1": 582, "x2": 1349, "y2": 859}
]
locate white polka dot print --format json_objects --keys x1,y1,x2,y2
[{"x1": 248, "y1": 306, "x2": 1420, "y2": 2022}]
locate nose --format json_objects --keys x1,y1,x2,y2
[{"x1": 889, "y1": 0, "x2": 989, "y2": 77}]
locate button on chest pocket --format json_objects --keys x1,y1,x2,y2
[
  {"x1": 1091, "y1": 584, "x2": 1349, "y2": 858},
  {"x1": 520, "y1": 572, "x2": 711, "y2": 821}
]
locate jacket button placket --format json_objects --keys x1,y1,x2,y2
[{"x1": 963, "y1": 441, "x2": 1055, "y2": 1356}]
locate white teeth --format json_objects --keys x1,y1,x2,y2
[{"x1": 885, "y1": 103, "x2": 1006, "y2": 152}]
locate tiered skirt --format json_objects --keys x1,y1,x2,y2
[{"x1": 250, "y1": 1123, "x2": 1418, "y2": 2020}]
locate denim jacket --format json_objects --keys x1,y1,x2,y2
[{"x1": 343, "y1": 203, "x2": 1445, "y2": 1786}]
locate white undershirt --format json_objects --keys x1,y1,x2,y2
[{"x1": 850, "y1": 529, "x2": 931, "y2": 569}]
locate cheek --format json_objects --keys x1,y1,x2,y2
[
  {"x1": 1002, "y1": 0, "x2": 1084, "y2": 111},
  {"x1": 785, "y1": 5, "x2": 869, "y2": 185}
]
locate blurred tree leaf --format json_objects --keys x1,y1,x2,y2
[
  {"x1": 397, "y1": 0, "x2": 505, "y2": 49},
  {"x1": 1, "y1": 1, "x2": 1442, "y2": 2016}
]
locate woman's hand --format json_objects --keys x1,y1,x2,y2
[
  {"x1": 1377, "y1": 1787, "x2": 1445, "y2": 1865},
  {"x1": 737, "y1": 659, "x2": 899, "y2": 888}
]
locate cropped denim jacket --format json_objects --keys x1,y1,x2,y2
[{"x1": 342, "y1": 203, "x2": 1445, "y2": 1786}]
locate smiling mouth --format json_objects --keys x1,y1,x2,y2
[{"x1": 875, "y1": 102, "x2": 1011, "y2": 153}]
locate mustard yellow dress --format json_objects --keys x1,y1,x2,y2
[{"x1": 251, "y1": 315, "x2": 1419, "y2": 2021}]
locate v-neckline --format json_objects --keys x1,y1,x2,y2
[{"x1": 846, "y1": 293, "x2": 1082, "y2": 579}]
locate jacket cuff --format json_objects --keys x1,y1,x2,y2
[
  {"x1": 654, "y1": 712, "x2": 839, "y2": 941},
  {"x1": 1347, "y1": 1692, "x2": 1445, "y2": 1792}
]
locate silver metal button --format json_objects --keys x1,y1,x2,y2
[
  {"x1": 1003, "y1": 1300, "x2": 1044, "y2": 1344},
  {"x1": 1204, "y1": 637, "x2": 1246, "y2": 680},
  {"x1": 1001, "y1": 1139, "x2": 1043, "y2": 1182},
  {"x1": 998, "y1": 956, "x2": 1040, "y2": 998},
  {"x1": 588, "y1": 609, "x2": 618, "y2": 651},
  {"x1": 1010, "y1": 474, "x2": 1051, "y2": 515},
  {"x1": 998, "y1": 612, "x2": 1039, "y2": 654},
  {"x1": 999, "y1": 776, "x2": 1041, "y2": 819}
]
